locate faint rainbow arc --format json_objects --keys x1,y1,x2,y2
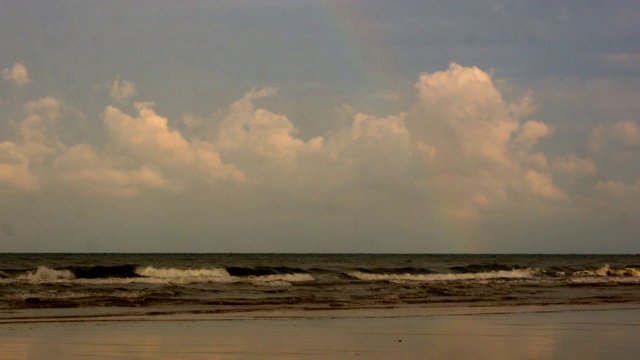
[{"x1": 320, "y1": 4, "x2": 475, "y2": 253}]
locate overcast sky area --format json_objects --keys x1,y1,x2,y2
[{"x1": 1, "y1": 1, "x2": 639, "y2": 253}]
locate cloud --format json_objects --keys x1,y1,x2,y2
[
  {"x1": 54, "y1": 145, "x2": 167, "y2": 197},
  {"x1": 406, "y1": 63, "x2": 563, "y2": 218},
  {"x1": 216, "y1": 88, "x2": 323, "y2": 171},
  {"x1": 0, "y1": 97, "x2": 67, "y2": 193},
  {"x1": 342, "y1": 112, "x2": 411, "y2": 171},
  {"x1": 602, "y1": 52, "x2": 640, "y2": 69},
  {"x1": 0, "y1": 141, "x2": 39, "y2": 192},
  {"x1": 4, "y1": 59, "x2": 639, "y2": 252},
  {"x1": 589, "y1": 120, "x2": 640, "y2": 153},
  {"x1": 591, "y1": 179, "x2": 640, "y2": 220},
  {"x1": 610, "y1": 120, "x2": 640, "y2": 147},
  {"x1": 18, "y1": 97, "x2": 65, "y2": 161},
  {"x1": 315, "y1": 111, "x2": 414, "y2": 199},
  {"x1": 411, "y1": 63, "x2": 522, "y2": 166},
  {"x1": 516, "y1": 120, "x2": 552, "y2": 148},
  {"x1": 103, "y1": 102, "x2": 244, "y2": 188},
  {"x1": 0, "y1": 64, "x2": 577, "y2": 223},
  {"x1": 594, "y1": 180, "x2": 631, "y2": 198},
  {"x1": 588, "y1": 123, "x2": 608, "y2": 153},
  {"x1": 527, "y1": 152, "x2": 549, "y2": 170},
  {"x1": 42, "y1": 100, "x2": 247, "y2": 196},
  {"x1": 553, "y1": 154, "x2": 596, "y2": 176},
  {"x1": 2, "y1": 62, "x2": 30, "y2": 86},
  {"x1": 109, "y1": 76, "x2": 137, "y2": 103},
  {"x1": 524, "y1": 170, "x2": 567, "y2": 201}
]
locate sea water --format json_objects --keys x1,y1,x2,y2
[{"x1": 1, "y1": 253, "x2": 639, "y2": 317}]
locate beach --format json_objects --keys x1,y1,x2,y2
[
  {"x1": 2, "y1": 253, "x2": 640, "y2": 358},
  {"x1": 2, "y1": 3, "x2": 640, "y2": 358},
  {"x1": 1, "y1": 305, "x2": 639, "y2": 359}
]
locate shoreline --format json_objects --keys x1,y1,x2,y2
[
  {"x1": 2, "y1": 305, "x2": 640, "y2": 359},
  {"x1": 2, "y1": 302, "x2": 640, "y2": 323}
]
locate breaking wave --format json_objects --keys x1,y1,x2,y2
[
  {"x1": 573, "y1": 265, "x2": 640, "y2": 277},
  {"x1": 3, "y1": 254, "x2": 640, "y2": 311},
  {"x1": 138, "y1": 266, "x2": 314, "y2": 285},
  {"x1": 346, "y1": 268, "x2": 538, "y2": 282},
  {"x1": 137, "y1": 266, "x2": 231, "y2": 279},
  {"x1": 16, "y1": 266, "x2": 75, "y2": 283},
  {"x1": 3, "y1": 265, "x2": 314, "y2": 286}
]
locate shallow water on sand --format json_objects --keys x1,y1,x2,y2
[
  {"x1": 3, "y1": 254, "x2": 640, "y2": 358},
  {"x1": 1, "y1": 307, "x2": 639, "y2": 359}
]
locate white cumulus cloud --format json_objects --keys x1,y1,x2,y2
[
  {"x1": 19, "y1": 97, "x2": 65, "y2": 161},
  {"x1": 591, "y1": 179, "x2": 640, "y2": 221},
  {"x1": 54, "y1": 144, "x2": 167, "y2": 197},
  {"x1": 0, "y1": 141, "x2": 39, "y2": 192},
  {"x1": 406, "y1": 63, "x2": 563, "y2": 218},
  {"x1": 589, "y1": 120, "x2": 640, "y2": 152},
  {"x1": 109, "y1": 76, "x2": 137, "y2": 103},
  {"x1": 525, "y1": 170, "x2": 567, "y2": 201},
  {"x1": 2, "y1": 62, "x2": 30, "y2": 86},
  {"x1": 610, "y1": 120, "x2": 640, "y2": 147},
  {"x1": 103, "y1": 102, "x2": 244, "y2": 188},
  {"x1": 553, "y1": 154, "x2": 596, "y2": 176},
  {"x1": 216, "y1": 88, "x2": 324, "y2": 173},
  {"x1": 0, "y1": 64, "x2": 582, "y2": 222}
]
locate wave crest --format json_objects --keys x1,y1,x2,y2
[
  {"x1": 17, "y1": 266, "x2": 75, "y2": 282},
  {"x1": 249, "y1": 273, "x2": 315, "y2": 284},
  {"x1": 136, "y1": 266, "x2": 231, "y2": 279},
  {"x1": 573, "y1": 265, "x2": 640, "y2": 277},
  {"x1": 136, "y1": 266, "x2": 314, "y2": 285},
  {"x1": 347, "y1": 269, "x2": 537, "y2": 282}
]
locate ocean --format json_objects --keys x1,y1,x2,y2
[{"x1": 1, "y1": 253, "x2": 640, "y2": 317}]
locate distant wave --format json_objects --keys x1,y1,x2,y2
[
  {"x1": 567, "y1": 265, "x2": 640, "y2": 284},
  {"x1": 573, "y1": 265, "x2": 640, "y2": 277},
  {"x1": 137, "y1": 266, "x2": 231, "y2": 279},
  {"x1": 3, "y1": 254, "x2": 640, "y2": 311},
  {"x1": 351, "y1": 267, "x2": 436, "y2": 275},
  {"x1": 225, "y1": 266, "x2": 309, "y2": 277},
  {"x1": 73, "y1": 264, "x2": 140, "y2": 279},
  {"x1": 449, "y1": 263, "x2": 521, "y2": 273},
  {"x1": 5, "y1": 263, "x2": 640, "y2": 287},
  {"x1": 138, "y1": 266, "x2": 314, "y2": 285},
  {"x1": 346, "y1": 268, "x2": 538, "y2": 282},
  {"x1": 6, "y1": 265, "x2": 314, "y2": 286}
]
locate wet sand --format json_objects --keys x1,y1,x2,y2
[{"x1": 1, "y1": 306, "x2": 639, "y2": 359}]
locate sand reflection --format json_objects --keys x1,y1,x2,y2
[{"x1": 0, "y1": 309, "x2": 638, "y2": 359}]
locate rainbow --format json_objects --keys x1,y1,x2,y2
[{"x1": 321, "y1": 3, "x2": 478, "y2": 253}]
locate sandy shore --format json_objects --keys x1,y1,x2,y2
[{"x1": 1, "y1": 306, "x2": 640, "y2": 359}]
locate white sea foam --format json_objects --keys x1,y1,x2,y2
[
  {"x1": 136, "y1": 266, "x2": 314, "y2": 286},
  {"x1": 1, "y1": 289, "x2": 150, "y2": 302},
  {"x1": 251, "y1": 279, "x2": 293, "y2": 287},
  {"x1": 347, "y1": 269, "x2": 537, "y2": 282},
  {"x1": 1, "y1": 265, "x2": 316, "y2": 286},
  {"x1": 136, "y1": 266, "x2": 231, "y2": 279},
  {"x1": 568, "y1": 277, "x2": 640, "y2": 285},
  {"x1": 16, "y1": 266, "x2": 75, "y2": 283},
  {"x1": 573, "y1": 265, "x2": 640, "y2": 277},
  {"x1": 132, "y1": 266, "x2": 234, "y2": 284},
  {"x1": 248, "y1": 273, "x2": 315, "y2": 286},
  {"x1": 4, "y1": 291, "x2": 91, "y2": 301}
]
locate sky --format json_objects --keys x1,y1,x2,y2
[{"x1": 1, "y1": 1, "x2": 639, "y2": 253}]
